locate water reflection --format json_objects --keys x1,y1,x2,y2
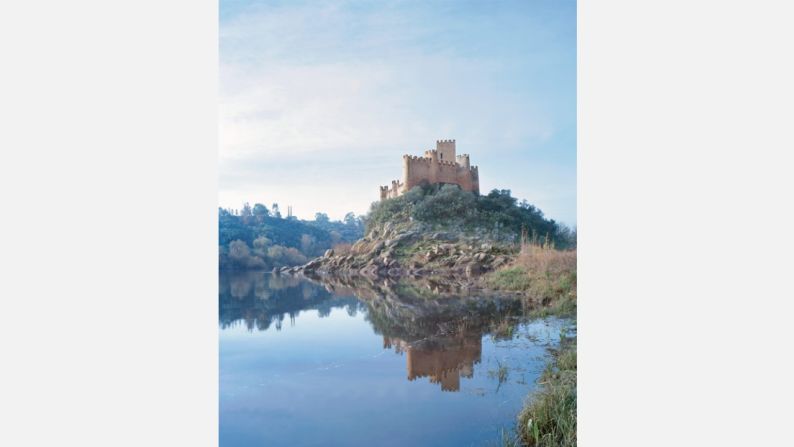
[
  {"x1": 220, "y1": 271, "x2": 364, "y2": 331},
  {"x1": 221, "y1": 271, "x2": 530, "y2": 392},
  {"x1": 385, "y1": 334, "x2": 481, "y2": 392},
  {"x1": 219, "y1": 271, "x2": 567, "y2": 447}
]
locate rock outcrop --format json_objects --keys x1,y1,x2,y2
[{"x1": 290, "y1": 222, "x2": 517, "y2": 279}]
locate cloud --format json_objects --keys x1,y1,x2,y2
[{"x1": 219, "y1": 0, "x2": 576, "y2": 224}]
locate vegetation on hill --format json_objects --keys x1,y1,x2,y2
[
  {"x1": 220, "y1": 185, "x2": 576, "y2": 276},
  {"x1": 366, "y1": 184, "x2": 576, "y2": 249},
  {"x1": 218, "y1": 203, "x2": 364, "y2": 271}
]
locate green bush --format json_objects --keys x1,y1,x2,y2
[
  {"x1": 366, "y1": 185, "x2": 576, "y2": 248},
  {"x1": 219, "y1": 205, "x2": 364, "y2": 271}
]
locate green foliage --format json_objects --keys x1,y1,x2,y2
[
  {"x1": 219, "y1": 206, "x2": 364, "y2": 271},
  {"x1": 488, "y1": 267, "x2": 534, "y2": 291},
  {"x1": 253, "y1": 203, "x2": 269, "y2": 217},
  {"x1": 366, "y1": 185, "x2": 576, "y2": 248},
  {"x1": 517, "y1": 340, "x2": 577, "y2": 447},
  {"x1": 413, "y1": 184, "x2": 478, "y2": 222},
  {"x1": 304, "y1": 212, "x2": 364, "y2": 242},
  {"x1": 226, "y1": 240, "x2": 266, "y2": 270},
  {"x1": 266, "y1": 245, "x2": 308, "y2": 268}
]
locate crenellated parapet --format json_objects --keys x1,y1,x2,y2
[{"x1": 380, "y1": 139, "x2": 480, "y2": 200}]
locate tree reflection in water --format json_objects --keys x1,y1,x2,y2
[{"x1": 219, "y1": 271, "x2": 528, "y2": 391}]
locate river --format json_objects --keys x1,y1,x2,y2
[{"x1": 219, "y1": 271, "x2": 572, "y2": 446}]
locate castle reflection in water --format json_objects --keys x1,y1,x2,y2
[
  {"x1": 220, "y1": 270, "x2": 524, "y2": 392},
  {"x1": 384, "y1": 334, "x2": 481, "y2": 392}
]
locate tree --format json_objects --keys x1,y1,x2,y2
[
  {"x1": 241, "y1": 202, "x2": 253, "y2": 217},
  {"x1": 252, "y1": 236, "x2": 271, "y2": 258},
  {"x1": 314, "y1": 212, "x2": 330, "y2": 224},
  {"x1": 253, "y1": 203, "x2": 269, "y2": 217},
  {"x1": 300, "y1": 234, "x2": 316, "y2": 255}
]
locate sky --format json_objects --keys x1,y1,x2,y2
[{"x1": 219, "y1": 0, "x2": 576, "y2": 226}]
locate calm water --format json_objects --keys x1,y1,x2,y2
[{"x1": 219, "y1": 271, "x2": 571, "y2": 447}]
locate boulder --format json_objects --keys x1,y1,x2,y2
[
  {"x1": 429, "y1": 232, "x2": 457, "y2": 241},
  {"x1": 370, "y1": 241, "x2": 385, "y2": 254},
  {"x1": 465, "y1": 262, "x2": 483, "y2": 278},
  {"x1": 302, "y1": 259, "x2": 322, "y2": 272},
  {"x1": 439, "y1": 243, "x2": 456, "y2": 253},
  {"x1": 324, "y1": 249, "x2": 334, "y2": 257}
]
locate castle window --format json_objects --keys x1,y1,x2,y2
[{"x1": 440, "y1": 153, "x2": 443, "y2": 160}]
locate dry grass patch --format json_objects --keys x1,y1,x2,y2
[{"x1": 486, "y1": 241, "x2": 576, "y2": 316}]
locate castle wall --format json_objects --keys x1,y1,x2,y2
[
  {"x1": 380, "y1": 139, "x2": 480, "y2": 199},
  {"x1": 401, "y1": 151, "x2": 479, "y2": 194}
]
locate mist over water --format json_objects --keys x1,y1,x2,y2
[{"x1": 219, "y1": 271, "x2": 571, "y2": 447}]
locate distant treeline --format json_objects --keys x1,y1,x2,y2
[
  {"x1": 368, "y1": 184, "x2": 576, "y2": 249},
  {"x1": 220, "y1": 186, "x2": 575, "y2": 271},
  {"x1": 219, "y1": 202, "x2": 364, "y2": 271}
]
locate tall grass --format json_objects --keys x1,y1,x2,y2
[
  {"x1": 489, "y1": 233, "x2": 577, "y2": 446},
  {"x1": 516, "y1": 340, "x2": 577, "y2": 446},
  {"x1": 485, "y1": 236, "x2": 576, "y2": 316}
]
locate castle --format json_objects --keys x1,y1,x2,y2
[{"x1": 379, "y1": 139, "x2": 479, "y2": 200}]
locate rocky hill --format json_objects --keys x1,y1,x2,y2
[
  {"x1": 284, "y1": 185, "x2": 574, "y2": 279},
  {"x1": 290, "y1": 221, "x2": 516, "y2": 278}
]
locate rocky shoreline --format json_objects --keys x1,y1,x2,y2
[{"x1": 277, "y1": 222, "x2": 517, "y2": 279}]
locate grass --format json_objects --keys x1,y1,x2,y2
[
  {"x1": 488, "y1": 266, "x2": 534, "y2": 290},
  {"x1": 488, "y1": 360, "x2": 510, "y2": 393},
  {"x1": 516, "y1": 338, "x2": 576, "y2": 446},
  {"x1": 490, "y1": 239, "x2": 577, "y2": 446},
  {"x1": 485, "y1": 241, "x2": 576, "y2": 318},
  {"x1": 492, "y1": 317, "x2": 517, "y2": 340}
]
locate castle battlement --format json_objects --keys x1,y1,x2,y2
[{"x1": 380, "y1": 139, "x2": 480, "y2": 200}]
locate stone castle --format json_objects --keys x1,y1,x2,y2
[{"x1": 379, "y1": 139, "x2": 479, "y2": 200}]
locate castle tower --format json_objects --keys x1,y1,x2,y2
[
  {"x1": 402, "y1": 154, "x2": 413, "y2": 191},
  {"x1": 436, "y1": 139, "x2": 456, "y2": 162},
  {"x1": 456, "y1": 153, "x2": 470, "y2": 168},
  {"x1": 381, "y1": 139, "x2": 478, "y2": 200}
]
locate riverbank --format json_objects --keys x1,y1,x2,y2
[
  {"x1": 485, "y1": 243, "x2": 576, "y2": 447},
  {"x1": 506, "y1": 333, "x2": 577, "y2": 447},
  {"x1": 286, "y1": 230, "x2": 579, "y2": 447},
  {"x1": 482, "y1": 243, "x2": 576, "y2": 316}
]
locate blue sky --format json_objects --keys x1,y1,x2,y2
[{"x1": 220, "y1": 0, "x2": 576, "y2": 226}]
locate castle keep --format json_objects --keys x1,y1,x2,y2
[{"x1": 379, "y1": 139, "x2": 480, "y2": 200}]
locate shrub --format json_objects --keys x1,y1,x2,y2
[
  {"x1": 266, "y1": 245, "x2": 308, "y2": 268},
  {"x1": 227, "y1": 240, "x2": 266, "y2": 270},
  {"x1": 365, "y1": 185, "x2": 575, "y2": 249}
]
